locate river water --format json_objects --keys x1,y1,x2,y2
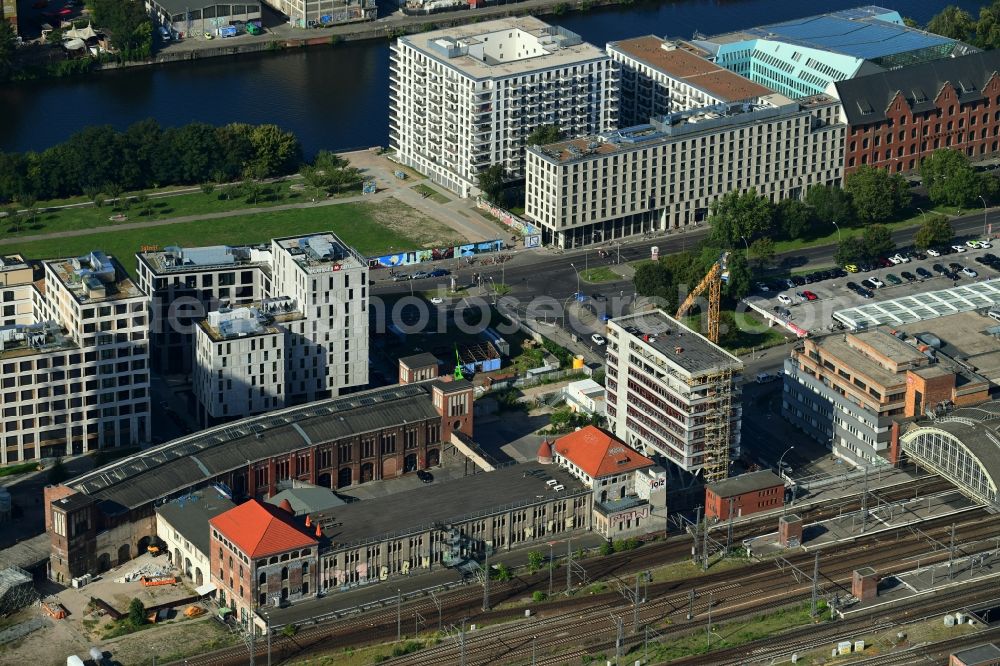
[{"x1": 0, "y1": 0, "x2": 982, "y2": 155}]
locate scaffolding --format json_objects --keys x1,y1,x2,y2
[{"x1": 695, "y1": 365, "x2": 735, "y2": 484}]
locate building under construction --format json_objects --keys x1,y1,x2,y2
[{"x1": 604, "y1": 310, "x2": 743, "y2": 486}]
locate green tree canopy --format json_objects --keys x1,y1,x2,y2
[
  {"x1": 805, "y1": 184, "x2": 855, "y2": 229},
  {"x1": 724, "y1": 252, "x2": 751, "y2": 301},
  {"x1": 914, "y1": 214, "x2": 954, "y2": 249},
  {"x1": 834, "y1": 237, "x2": 867, "y2": 266},
  {"x1": 0, "y1": 21, "x2": 17, "y2": 83},
  {"x1": 927, "y1": 5, "x2": 976, "y2": 41},
  {"x1": 844, "y1": 166, "x2": 911, "y2": 224},
  {"x1": 977, "y1": 1, "x2": 1000, "y2": 49},
  {"x1": 526, "y1": 125, "x2": 563, "y2": 146},
  {"x1": 774, "y1": 198, "x2": 811, "y2": 240},
  {"x1": 920, "y1": 148, "x2": 995, "y2": 208},
  {"x1": 708, "y1": 189, "x2": 774, "y2": 247},
  {"x1": 477, "y1": 164, "x2": 505, "y2": 204},
  {"x1": 862, "y1": 224, "x2": 895, "y2": 259},
  {"x1": 748, "y1": 237, "x2": 775, "y2": 269},
  {"x1": 92, "y1": 0, "x2": 152, "y2": 61},
  {"x1": 127, "y1": 598, "x2": 146, "y2": 626}
]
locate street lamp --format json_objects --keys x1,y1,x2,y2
[
  {"x1": 980, "y1": 196, "x2": 989, "y2": 239},
  {"x1": 569, "y1": 263, "x2": 580, "y2": 299},
  {"x1": 917, "y1": 207, "x2": 925, "y2": 222},
  {"x1": 740, "y1": 235, "x2": 750, "y2": 259},
  {"x1": 777, "y1": 446, "x2": 794, "y2": 472},
  {"x1": 831, "y1": 221, "x2": 841, "y2": 244}
]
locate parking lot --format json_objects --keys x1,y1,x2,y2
[{"x1": 747, "y1": 241, "x2": 1000, "y2": 333}]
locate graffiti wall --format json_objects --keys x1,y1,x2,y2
[
  {"x1": 476, "y1": 198, "x2": 539, "y2": 235},
  {"x1": 367, "y1": 240, "x2": 502, "y2": 269}
]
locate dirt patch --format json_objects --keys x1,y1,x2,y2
[{"x1": 363, "y1": 197, "x2": 464, "y2": 249}]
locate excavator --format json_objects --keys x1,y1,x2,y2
[{"x1": 675, "y1": 252, "x2": 729, "y2": 343}]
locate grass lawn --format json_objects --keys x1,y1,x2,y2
[
  {"x1": 579, "y1": 266, "x2": 620, "y2": 283},
  {"x1": 682, "y1": 310, "x2": 789, "y2": 355},
  {"x1": 412, "y1": 183, "x2": 451, "y2": 205},
  {"x1": 631, "y1": 601, "x2": 830, "y2": 663},
  {"x1": 3, "y1": 180, "x2": 328, "y2": 240},
  {"x1": 0, "y1": 462, "x2": 40, "y2": 477},
  {"x1": 772, "y1": 203, "x2": 963, "y2": 254},
  {"x1": 1, "y1": 198, "x2": 464, "y2": 271}
]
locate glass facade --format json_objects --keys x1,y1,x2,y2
[{"x1": 903, "y1": 429, "x2": 997, "y2": 503}]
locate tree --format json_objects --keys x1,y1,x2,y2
[
  {"x1": 477, "y1": 164, "x2": 505, "y2": 204},
  {"x1": 133, "y1": 193, "x2": 152, "y2": 216},
  {"x1": 105, "y1": 182, "x2": 124, "y2": 208},
  {"x1": 748, "y1": 238, "x2": 775, "y2": 269},
  {"x1": 902, "y1": 16, "x2": 919, "y2": 28},
  {"x1": 977, "y1": 1, "x2": 1000, "y2": 50},
  {"x1": 526, "y1": 124, "x2": 563, "y2": 146},
  {"x1": 862, "y1": 224, "x2": 895, "y2": 259},
  {"x1": 914, "y1": 215, "x2": 954, "y2": 249},
  {"x1": 927, "y1": 5, "x2": 975, "y2": 41},
  {"x1": 708, "y1": 189, "x2": 773, "y2": 247},
  {"x1": 17, "y1": 193, "x2": 37, "y2": 227},
  {"x1": 774, "y1": 198, "x2": 810, "y2": 240},
  {"x1": 921, "y1": 148, "x2": 994, "y2": 208},
  {"x1": 247, "y1": 123, "x2": 302, "y2": 177},
  {"x1": 532, "y1": 591, "x2": 547, "y2": 603},
  {"x1": 492, "y1": 563, "x2": 512, "y2": 582},
  {"x1": 725, "y1": 252, "x2": 751, "y2": 301},
  {"x1": 834, "y1": 237, "x2": 867, "y2": 266},
  {"x1": 844, "y1": 166, "x2": 910, "y2": 224},
  {"x1": 0, "y1": 21, "x2": 17, "y2": 83},
  {"x1": 527, "y1": 550, "x2": 545, "y2": 573},
  {"x1": 200, "y1": 182, "x2": 216, "y2": 195},
  {"x1": 301, "y1": 165, "x2": 331, "y2": 200},
  {"x1": 805, "y1": 184, "x2": 855, "y2": 229},
  {"x1": 91, "y1": 0, "x2": 152, "y2": 61},
  {"x1": 127, "y1": 598, "x2": 146, "y2": 627}
]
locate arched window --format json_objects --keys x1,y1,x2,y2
[
  {"x1": 281, "y1": 566, "x2": 289, "y2": 581},
  {"x1": 258, "y1": 572, "x2": 266, "y2": 585}
]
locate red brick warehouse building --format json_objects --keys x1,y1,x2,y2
[
  {"x1": 836, "y1": 50, "x2": 1000, "y2": 174},
  {"x1": 45, "y1": 379, "x2": 473, "y2": 582},
  {"x1": 704, "y1": 469, "x2": 785, "y2": 521}
]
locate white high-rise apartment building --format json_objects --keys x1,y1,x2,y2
[
  {"x1": 525, "y1": 93, "x2": 844, "y2": 247},
  {"x1": 389, "y1": 16, "x2": 619, "y2": 198},
  {"x1": 604, "y1": 311, "x2": 743, "y2": 484},
  {"x1": 606, "y1": 36, "x2": 773, "y2": 126},
  {"x1": 189, "y1": 234, "x2": 369, "y2": 425},
  {"x1": 0, "y1": 250, "x2": 150, "y2": 465}
]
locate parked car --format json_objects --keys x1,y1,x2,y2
[
  {"x1": 909, "y1": 251, "x2": 927, "y2": 261},
  {"x1": 967, "y1": 240, "x2": 983, "y2": 249},
  {"x1": 791, "y1": 276, "x2": 806, "y2": 286},
  {"x1": 802, "y1": 290, "x2": 818, "y2": 301},
  {"x1": 861, "y1": 278, "x2": 877, "y2": 290},
  {"x1": 916, "y1": 267, "x2": 933, "y2": 279},
  {"x1": 777, "y1": 294, "x2": 793, "y2": 305},
  {"x1": 411, "y1": 271, "x2": 431, "y2": 279},
  {"x1": 877, "y1": 257, "x2": 893, "y2": 268},
  {"x1": 951, "y1": 245, "x2": 967, "y2": 253},
  {"x1": 886, "y1": 274, "x2": 902, "y2": 285},
  {"x1": 784, "y1": 279, "x2": 796, "y2": 289},
  {"x1": 933, "y1": 263, "x2": 948, "y2": 275},
  {"x1": 949, "y1": 262, "x2": 964, "y2": 271},
  {"x1": 832, "y1": 268, "x2": 848, "y2": 278},
  {"x1": 890, "y1": 254, "x2": 909, "y2": 264},
  {"x1": 869, "y1": 277, "x2": 885, "y2": 288},
  {"x1": 844, "y1": 264, "x2": 859, "y2": 273},
  {"x1": 979, "y1": 241, "x2": 993, "y2": 249},
  {"x1": 755, "y1": 282, "x2": 770, "y2": 292},
  {"x1": 392, "y1": 273, "x2": 411, "y2": 281},
  {"x1": 429, "y1": 269, "x2": 450, "y2": 277},
  {"x1": 591, "y1": 333, "x2": 606, "y2": 346},
  {"x1": 416, "y1": 469, "x2": 434, "y2": 484},
  {"x1": 429, "y1": 296, "x2": 443, "y2": 305},
  {"x1": 900, "y1": 271, "x2": 916, "y2": 282},
  {"x1": 927, "y1": 248, "x2": 942, "y2": 257},
  {"x1": 963, "y1": 267, "x2": 979, "y2": 278},
  {"x1": 858, "y1": 288, "x2": 874, "y2": 299},
  {"x1": 846, "y1": 281, "x2": 859, "y2": 291}
]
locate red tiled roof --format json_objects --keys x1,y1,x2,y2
[
  {"x1": 209, "y1": 499, "x2": 317, "y2": 558},
  {"x1": 553, "y1": 426, "x2": 654, "y2": 479}
]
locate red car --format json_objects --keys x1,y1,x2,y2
[
  {"x1": 878, "y1": 257, "x2": 893, "y2": 268},
  {"x1": 802, "y1": 290, "x2": 818, "y2": 301}
]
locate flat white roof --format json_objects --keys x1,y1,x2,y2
[{"x1": 834, "y1": 279, "x2": 1000, "y2": 330}]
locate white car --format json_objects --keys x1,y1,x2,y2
[
  {"x1": 980, "y1": 241, "x2": 993, "y2": 249},
  {"x1": 927, "y1": 248, "x2": 942, "y2": 257},
  {"x1": 869, "y1": 277, "x2": 885, "y2": 288},
  {"x1": 777, "y1": 294, "x2": 792, "y2": 305},
  {"x1": 962, "y1": 267, "x2": 979, "y2": 278},
  {"x1": 952, "y1": 245, "x2": 968, "y2": 253},
  {"x1": 429, "y1": 296, "x2": 444, "y2": 305},
  {"x1": 890, "y1": 253, "x2": 910, "y2": 264},
  {"x1": 591, "y1": 333, "x2": 607, "y2": 346}
]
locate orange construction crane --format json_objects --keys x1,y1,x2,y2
[{"x1": 675, "y1": 252, "x2": 729, "y2": 343}]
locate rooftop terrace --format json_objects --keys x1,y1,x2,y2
[
  {"x1": 199, "y1": 297, "x2": 303, "y2": 342},
  {"x1": 0, "y1": 321, "x2": 76, "y2": 360},
  {"x1": 138, "y1": 244, "x2": 272, "y2": 275}
]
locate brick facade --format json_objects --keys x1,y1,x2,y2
[{"x1": 844, "y1": 75, "x2": 1000, "y2": 175}]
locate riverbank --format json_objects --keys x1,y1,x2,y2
[{"x1": 101, "y1": 0, "x2": 625, "y2": 70}]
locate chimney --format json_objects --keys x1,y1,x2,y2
[
  {"x1": 305, "y1": 515, "x2": 312, "y2": 528},
  {"x1": 315, "y1": 524, "x2": 322, "y2": 538},
  {"x1": 537, "y1": 440, "x2": 553, "y2": 465}
]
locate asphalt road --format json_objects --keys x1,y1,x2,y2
[{"x1": 370, "y1": 209, "x2": 999, "y2": 355}]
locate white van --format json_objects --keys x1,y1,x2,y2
[
  {"x1": 159, "y1": 26, "x2": 171, "y2": 41},
  {"x1": 755, "y1": 372, "x2": 777, "y2": 384}
]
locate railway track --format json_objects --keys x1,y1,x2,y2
[
  {"x1": 384, "y1": 511, "x2": 1000, "y2": 665},
  {"x1": 171, "y1": 473, "x2": 955, "y2": 665}
]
